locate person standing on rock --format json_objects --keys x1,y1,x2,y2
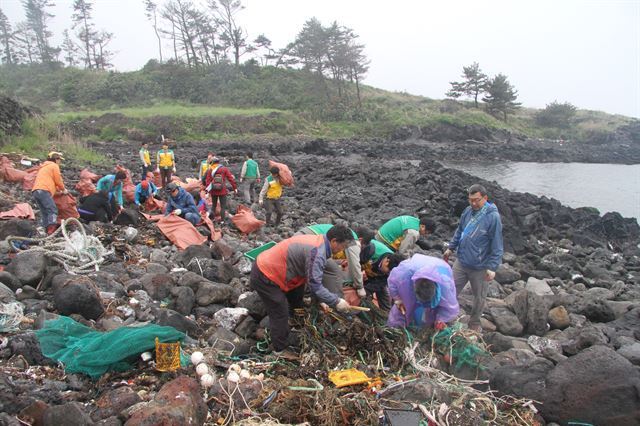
[
  {"x1": 204, "y1": 156, "x2": 237, "y2": 224},
  {"x1": 164, "y1": 182, "x2": 200, "y2": 225},
  {"x1": 32, "y1": 152, "x2": 67, "y2": 235},
  {"x1": 239, "y1": 152, "x2": 261, "y2": 204},
  {"x1": 375, "y1": 215, "x2": 436, "y2": 257},
  {"x1": 444, "y1": 184, "x2": 503, "y2": 332},
  {"x1": 259, "y1": 166, "x2": 284, "y2": 228},
  {"x1": 387, "y1": 254, "x2": 460, "y2": 329},
  {"x1": 198, "y1": 152, "x2": 214, "y2": 184},
  {"x1": 156, "y1": 142, "x2": 176, "y2": 188},
  {"x1": 139, "y1": 142, "x2": 152, "y2": 181},
  {"x1": 250, "y1": 224, "x2": 355, "y2": 356}
]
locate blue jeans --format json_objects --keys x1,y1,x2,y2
[
  {"x1": 32, "y1": 190, "x2": 58, "y2": 227},
  {"x1": 183, "y1": 212, "x2": 199, "y2": 226}
]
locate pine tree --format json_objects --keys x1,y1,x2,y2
[
  {"x1": 482, "y1": 73, "x2": 521, "y2": 121},
  {"x1": 446, "y1": 62, "x2": 488, "y2": 108}
]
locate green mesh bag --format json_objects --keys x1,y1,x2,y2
[
  {"x1": 35, "y1": 316, "x2": 186, "y2": 379},
  {"x1": 431, "y1": 323, "x2": 490, "y2": 370}
]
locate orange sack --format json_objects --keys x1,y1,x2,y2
[
  {"x1": 232, "y1": 204, "x2": 265, "y2": 234},
  {"x1": 268, "y1": 160, "x2": 294, "y2": 187},
  {"x1": 54, "y1": 193, "x2": 80, "y2": 222},
  {"x1": 79, "y1": 168, "x2": 99, "y2": 182},
  {"x1": 156, "y1": 215, "x2": 207, "y2": 250},
  {"x1": 22, "y1": 165, "x2": 42, "y2": 191},
  {"x1": 0, "y1": 157, "x2": 27, "y2": 183},
  {"x1": 0, "y1": 203, "x2": 35, "y2": 220}
]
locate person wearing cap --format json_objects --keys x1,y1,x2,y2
[
  {"x1": 164, "y1": 182, "x2": 199, "y2": 225},
  {"x1": 32, "y1": 152, "x2": 67, "y2": 234},
  {"x1": 361, "y1": 251, "x2": 406, "y2": 311},
  {"x1": 134, "y1": 179, "x2": 158, "y2": 208},
  {"x1": 386, "y1": 254, "x2": 459, "y2": 329},
  {"x1": 259, "y1": 166, "x2": 284, "y2": 228},
  {"x1": 198, "y1": 152, "x2": 214, "y2": 184},
  {"x1": 78, "y1": 191, "x2": 116, "y2": 223},
  {"x1": 204, "y1": 156, "x2": 237, "y2": 223},
  {"x1": 96, "y1": 171, "x2": 127, "y2": 209},
  {"x1": 156, "y1": 143, "x2": 176, "y2": 188},
  {"x1": 239, "y1": 152, "x2": 260, "y2": 204},
  {"x1": 375, "y1": 215, "x2": 437, "y2": 257},
  {"x1": 139, "y1": 142, "x2": 152, "y2": 180}
]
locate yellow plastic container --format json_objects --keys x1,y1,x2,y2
[
  {"x1": 155, "y1": 338, "x2": 181, "y2": 372},
  {"x1": 328, "y1": 368, "x2": 371, "y2": 388}
]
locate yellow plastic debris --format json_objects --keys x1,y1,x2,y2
[
  {"x1": 155, "y1": 337, "x2": 181, "y2": 372},
  {"x1": 328, "y1": 368, "x2": 371, "y2": 388}
]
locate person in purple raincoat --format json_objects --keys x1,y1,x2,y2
[{"x1": 387, "y1": 254, "x2": 459, "y2": 329}]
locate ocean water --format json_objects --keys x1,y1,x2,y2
[{"x1": 443, "y1": 161, "x2": 640, "y2": 224}]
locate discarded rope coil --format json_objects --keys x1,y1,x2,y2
[{"x1": 7, "y1": 218, "x2": 113, "y2": 274}]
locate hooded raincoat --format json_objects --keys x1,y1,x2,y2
[{"x1": 387, "y1": 254, "x2": 459, "y2": 328}]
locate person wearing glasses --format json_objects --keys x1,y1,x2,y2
[{"x1": 443, "y1": 184, "x2": 503, "y2": 332}]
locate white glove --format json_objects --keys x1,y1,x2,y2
[
  {"x1": 172, "y1": 167, "x2": 176, "y2": 173},
  {"x1": 174, "y1": 209, "x2": 182, "y2": 216},
  {"x1": 335, "y1": 298, "x2": 350, "y2": 313},
  {"x1": 356, "y1": 288, "x2": 367, "y2": 298}
]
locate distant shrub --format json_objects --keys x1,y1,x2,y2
[{"x1": 536, "y1": 101, "x2": 577, "y2": 128}]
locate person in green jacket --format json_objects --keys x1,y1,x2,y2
[
  {"x1": 375, "y1": 215, "x2": 436, "y2": 257},
  {"x1": 296, "y1": 223, "x2": 373, "y2": 298},
  {"x1": 240, "y1": 152, "x2": 261, "y2": 204}
]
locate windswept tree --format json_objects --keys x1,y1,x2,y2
[
  {"x1": 208, "y1": 0, "x2": 254, "y2": 66},
  {"x1": 446, "y1": 62, "x2": 488, "y2": 108},
  {"x1": 253, "y1": 34, "x2": 277, "y2": 66},
  {"x1": 161, "y1": 0, "x2": 201, "y2": 67},
  {"x1": 13, "y1": 22, "x2": 38, "y2": 63},
  {"x1": 72, "y1": 0, "x2": 96, "y2": 68},
  {"x1": 60, "y1": 29, "x2": 79, "y2": 66},
  {"x1": 535, "y1": 101, "x2": 577, "y2": 128},
  {"x1": 22, "y1": 0, "x2": 58, "y2": 63},
  {"x1": 482, "y1": 73, "x2": 521, "y2": 121},
  {"x1": 0, "y1": 8, "x2": 15, "y2": 64},
  {"x1": 143, "y1": 0, "x2": 163, "y2": 63}
]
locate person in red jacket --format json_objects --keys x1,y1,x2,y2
[{"x1": 204, "y1": 156, "x2": 237, "y2": 223}]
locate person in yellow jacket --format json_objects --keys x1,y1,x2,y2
[
  {"x1": 139, "y1": 142, "x2": 152, "y2": 181},
  {"x1": 259, "y1": 166, "x2": 284, "y2": 227},
  {"x1": 156, "y1": 143, "x2": 175, "y2": 188},
  {"x1": 32, "y1": 152, "x2": 67, "y2": 234}
]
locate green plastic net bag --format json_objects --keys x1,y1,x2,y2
[{"x1": 35, "y1": 316, "x2": 186, "y2": 379}]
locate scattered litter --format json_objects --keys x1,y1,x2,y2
[{"x1": 0, "y1": 302, "x2": 24, "y2": 332}]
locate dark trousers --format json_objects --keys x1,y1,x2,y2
[
  {"x1": 265, "y1": 198, "x2": 283, "y2": 226},
  {"x1": 250, "y1": 262, "x2": 305, "y2": 351},
  {"x1": 142, "y1": 164, "x2": 149, "y2": 181},
  {"x1": 160, "y1": 167, "x2": 172, "y2": 188},
  {"x1": 210, "y1": 194, "x2": 228, "y2": 222},
  {"x1": 365, "y1": 277, "x2": 392, "y2": 311},
  {"x1": 79, "y1": 208, "x2": 110, "y2": 223}
]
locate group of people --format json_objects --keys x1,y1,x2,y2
[{"x1": 249, "y1": 184, "x2": 503, "y2": 355}]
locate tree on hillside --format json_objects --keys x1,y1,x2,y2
[
  {"x1": 13, "y1": 22, "x2": 38, "y2": 64},
  {"x1": 61, "y1": 29, "x2": 79, "y2": 66},
  {"x1": 208, "y1": 0, "x2": 252, "y2": 66},
  {"x1": 22, "y1": 0, "x2": 58, "y2": 63},
  {"x1": 72, "y1": 0, "x2": 96, "y2": 68},
  {"x1": 0, "y1": 8, "x2": 15, "y2": 64},
  {"x1": 143, "y1": 0, "x2": 163, "y2": 63},
  {"x1": 92, "y1": 30, "x2": 114, "y2": 69},
  {"x1": 161, "y1": 0, "x2": 201, "y2": 67},
  {"x1": 535, "y1": 101, "x2": 577, "y2": 128},
  {"x1": 253, "y1": 34, "x2": 278, "y2": 66},
  {"x1": 482, "y1": 73, "x2": 521, "y2": 121},
  {"x1": 446, "y1": 62, "x2": 488, "y2": 108}
]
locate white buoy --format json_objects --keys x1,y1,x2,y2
[
  {"x1": 200, "y1": 373, "x2": 214, "y2": 388},
  {"x1": 239, "y1": 369, "x2": 251, "y2": 380},
  {"x1": 195, "y1": 363, "x2": 209, "y2": 377},
  {"x1": 190, "y1": 351, "x2": 204, "y2": 366},
  {"x1": 227, "y1": 370, "x2": 240, "y2": 383}
]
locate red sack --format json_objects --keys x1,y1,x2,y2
[
  {"x1": 200, "y1": 211, "x2": 222, "y2": 241},
  {"x1": 114, "y1": 165, "x2": 134, "y2": 185},
  {"x1": 144, "y1": 196, "x2": 166, "y2": 212},
  {"x1": 156, "y1": 215, "x2": 207, "y2": 250},
  {"x1": 153, "y1": 170, "x2": 162, "y2": 187},
  {"x1": 181, "y1": 178, "x2": 201, "y2": 193},
  {"x1": 0, "y1": 203, "x2": 35, "y2": 220},
  {"x1": 75, "y1": 178, "x2": 96, "y2": 197},
  {"x1": 268, "y1": 160, "x2": 294, "y2": 187},
  {"x1": 79, "y1": 168, "x2": 99, "y2": 183},
  {"x1": 22, "y1": 165, "x2": 42, "y2": 191},
  {"x1": 123, "y1": 182, "x2": 136, "y2": 203},
  {"x1": 0, "y1": 157, "x2": 27, "y2": 183},
  {"x1": 54, "y1": 193, "x2": 80, "y2": 222},
  {"x1": 231, "y1": 204, "x2": 265, "y2": 234}
]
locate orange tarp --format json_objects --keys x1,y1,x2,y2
[
  {"x1": 156, "y1": 215, "x2": 207, "y2": 250},
  {"x1": 0, "y1": 203, "x2": 35, "y2": 220},
  {"x1": 232, "y1": 204, "x2": 265, "y2": 234},
  {"x1": 22, "y1": 165, "x2": 42, "y2": 191}
]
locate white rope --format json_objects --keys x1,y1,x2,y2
[
  {"x1": 7, "y1": 218, "x2": 113, "y2": 274},
  {"x1": 0, "y1": 302, "x2": 23, "y2": 332}
]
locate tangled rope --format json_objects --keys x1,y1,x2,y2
[
  {"x1": 7, "y1": 218, "x2": 113, "y2": 274},
  {"x1": 0, "y1": 302, "x2": 24, "y2": 332}
]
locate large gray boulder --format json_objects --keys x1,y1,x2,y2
[
  {"x1": 541, "y1": 345, "x2": 640, "y2": 425},
  {"x1": 5, "y1": 251, "x2": 48, "y2": 287},
  {"x1": 186, "y1": 259, "x2": 237, "y2": 284},
  {"x1": 53, "y1": 276, "x2": 104, "y2": 320},
  {"x1": 195, "y1": 282, "x2": 234, "y2": 306},
  {"x1": 489, "y1": 306, "x2": 523, "y2": 336}
]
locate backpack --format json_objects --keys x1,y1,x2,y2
[{"x1": 207, "y1": 166, "x2": 224, "y2": 191}]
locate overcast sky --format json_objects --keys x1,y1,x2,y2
[{"x1": 3, "y1": 0, "x2": 639, "y2": 117}]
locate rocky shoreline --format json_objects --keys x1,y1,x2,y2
[{"x1": 0, "y1": 137, "x2": 638, "y2": 425}]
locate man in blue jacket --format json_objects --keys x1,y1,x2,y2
[
  {"x1": 444, "y1": 184, "x2": 503, "y2": 332},
  {"x1": 164, "y1": 182, "x2": 200, "y2": 225}
]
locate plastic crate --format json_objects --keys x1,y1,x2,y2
[{"x1": 243, "y1": 241, "x2": 276, "y2": 261}]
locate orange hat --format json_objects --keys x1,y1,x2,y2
[{"x1": 141, "y1": 180, "x2": 149, "y2": 189}]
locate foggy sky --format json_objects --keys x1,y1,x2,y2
[{"x1": 3, "y1": 0, "x2": 639, "y2": 118}]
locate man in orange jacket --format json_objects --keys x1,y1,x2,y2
[
  {"x1": 250, "y1": 224, "x2": 355, "y2": 355},
  {"x1": 31, "y1": 152, "x2": 67, "y2": 234}
]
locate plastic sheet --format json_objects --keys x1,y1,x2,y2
[
  {"x1": 232, "y1": 204, "x2": 265, "y2": 234},
  {"x1": 0, "y1": 203, "x2": 35, "y2": 220},
  {"x1": 156, "y1": 214, "x2": 207, "y2": 250}
]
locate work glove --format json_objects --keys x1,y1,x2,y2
[
  {"x1": 434, "y1": 320, "x2": 447, "y2": 331},
  {"x1": 485, "y1": 270, "x2": 496, "y2": 282},
  {"x1": 415, "y1": 238, "x2": 430, "y2": 250},
  {"x1": 356, "y1": 288, "x2": 367, "y2": 298},
  {"x1": 155, "y1": 168, "x2": 160, "y2": 173},
  {"x1": 174, "y1": 209, "x2": 182, "y2": 216},
  {"x1": 335, "y1": 298, "x2": 350, "y2": 313},
  {"x1": 172, "y1": 167, "x2": 176, "y2": 173},
  {"x1": 259, "y1": 200, "x2": 264, "y2": 206},
  {"x1": 256, "y1": 178, "x2": 261, "y2": 184},
  {"x1": 443, "y1": 249, "x2": 452, "y2": 262},
  {"x1": 394, "y1": 299, "x2": 406, "y2": 315}
]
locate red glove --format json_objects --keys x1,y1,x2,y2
[
  {"x1": 257, "y1": 178, "x2": 261, "y2": 184},
  {"x1": 434, "y1": 320, "x2": 447, "y2": 331}
]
